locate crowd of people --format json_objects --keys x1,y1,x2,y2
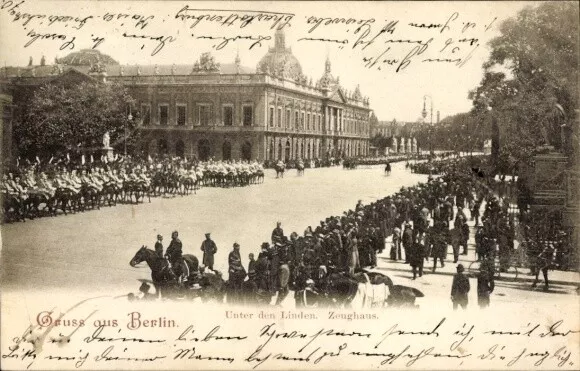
[
  {"x1": 1, "y1": 155, "x2": 265, "y2": 222},
  {"x1": 123, "y1": 152, "x2": 571, "y2": 307},
  {"x1": 226, "y1": 160, "x2": 561, "y2": 306}
]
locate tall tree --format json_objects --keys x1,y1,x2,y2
[
  {"x1": 14, "y1": 80, "x2": 137, "y2": 158},
  {"x1": 470, "y1": 2, "x2": 579, "y2": 169}
]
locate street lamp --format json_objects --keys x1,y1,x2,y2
[
  {"x1": 125, "y1": 111, "x2": 132, "y2": 156},
  {"x1": 422, "y1": 95, "x2": 434, "y2": 155}
]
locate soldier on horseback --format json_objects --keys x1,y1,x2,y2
[{"x1": 165, "y1": 231, "x2": 185, "y2": 281}]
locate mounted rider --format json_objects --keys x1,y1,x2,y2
[{"x1": 165, "y1": 231, "x2": 185, "y2": 281}]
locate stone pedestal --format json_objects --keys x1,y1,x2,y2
[{"x1": 102, "y1": 147, "x2": 114, "y2": 160}]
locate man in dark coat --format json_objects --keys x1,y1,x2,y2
[
  {"x1": 451, "y1": 264, "x2": 470, "y2": 310},
  {"x1": 256, "y1": 243, "x2": 271, "y2": 296},
  {"x1": 200, "y1": 233, "x2": 217, "y2": 270},
  {"x1": 402, "y1": 223, "x2": 414, "y2": 263},
  {"x1": 154, "y1": 234, "x2": 163, "y2": 258},
  {"x1": 228, "y1": 242, "x2": 246, "y2": 302},
  {"x1": 165, "y1": 231, "x2": 183, "y2": 278},
  {"x1": 431, "y1": 221, "x2": 448, "y2": 272},
  {"x1": 271, "y1": 222, "x2": 284, "y2": 243},
  {"x1": 409, "y1": 238, "x2": 424, "y2": 279},
  {"x1": 477, "y1": 259, "x2": 495, "y2": 308}
]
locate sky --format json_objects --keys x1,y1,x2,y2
[{"x1": 0, "y1": 1, "x2": 533, "y2": 122}]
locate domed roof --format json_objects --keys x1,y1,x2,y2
[
  {"x1": 57, "y1": 49, "x2": 119, "y2": 66},
  {"x1": 256, "y1": 30, "x2": 303, "y2": 80}
]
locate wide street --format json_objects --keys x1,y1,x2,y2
[
  {"x1": 1, "y1": 163, "x2": 578, "y2": 312},
  {"x1": 0, "y1": 162, "x2": 424, "y2": 293}
]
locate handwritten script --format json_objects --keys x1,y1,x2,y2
[
  {"x1": 1, "y1": 0, "x2": 497, "y2": 72},
  {"x1": 2, "y1": 304, "x2": 578, "y2": 370}
]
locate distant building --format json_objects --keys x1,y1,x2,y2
[
  {"x1": 1, "y1": 30, "x2": 372, "y2": 162},
  {"x1": 371, "y1": 119, "x2": 422, "y2": 154}
]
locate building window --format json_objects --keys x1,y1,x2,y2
[
  {"x1": 198, "y1": 104, "x2": 211, "y2": 126},
  {"x1": 307, "y1": 113, "x2": 310, "y2": 131},
  {"x1": 301, "y1": 112, "x2": 305, "y2": 130},
  {"x1": 159, "y1": 104, "x2": 168, "y2": 126},
  {"x1": 223, "y1": 105, "x2": 233, "y2": 126},
  {"x1": 294, "y1": 111, "x2": 299, "y2": 129},
  {"x1": 176, "y1": 104, "x2": 186, "y2": 126},
  {"x1": 141, "y1": 104, "x2": 151, "y2": 126},
  {"x1": 286, "y1": 108, "x2": 291, "y2": 128},
  {"x1": 243, "y1": 105, "x2": 253, "y2": 126},
  {"x1": 269, "y1": 106, "x2": 275, "y2": 127},
  {"x1": 277, "y1": 107, "x2": 282, "y2": 128}
]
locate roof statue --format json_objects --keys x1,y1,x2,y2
[
  {"x1": 256, "y1": 29, "x2": 303, "y2": 80},
  {"x1": 353, "y1": 84, "x2": 362, "y2": 101},
  {"x1": 120, "y1": 65, "x2": 125, "y2": 76},
  {"x1": 154, "y1": 65, "x2": 160, "y2": 75},
  {"x1": 192, "y1": 52, "x2": 220, "y2": 73},
  {"x1": 317, "y1": 55, "x2": 339, "y2": 90},
  {"x1": 235, "y1": 51, "x2": 241, "y2": 74},
  {"x1": 171, "y1": 63, "x2": 176, "y2": 75},
  {"x1": 51, "y1": 64, "x2": 63, "y2": 75}
]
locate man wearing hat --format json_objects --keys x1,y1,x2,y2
[
  {"x1": 450, "y1": 264, "x2": 470, "y2": 310},
  {"x1": 228, "y1": 243, "x2": 246, "y2": 302},
  {"x1": 271, "y1": 222, "x2": 284, "y2": 244},
  {"x1": 402, "y1": 222, "x2": 414, "y2": 264},
  {"x1": 200, "y1": 233, "x2": 218, "y2": 271},
  {"x1": 165, "y1": 231, "x2": 183, "y2": 278},
  {"x1": 477, "y1": 259, "x2": 495, "y2": 308},
  {"x1": 154, "y1": 234, "x2": 164, "y2": 258}
]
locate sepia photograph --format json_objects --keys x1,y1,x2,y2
[{"x1": 0, "y1": 1, "x2": 578, "y2": 370}]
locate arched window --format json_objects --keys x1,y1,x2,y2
[{"x1": 269, "y1": 139, "x2": 274, "y2": 161}]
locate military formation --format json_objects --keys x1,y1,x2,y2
[{"x1": 1, "y1": 155, "x2": 265, "y2": 222}]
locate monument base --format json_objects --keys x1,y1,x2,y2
[{"x1": 102, "y1": 147, "x2": 114, "y2": 160}]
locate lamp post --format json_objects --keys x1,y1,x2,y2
[
  {"x1": 422, "y1": 95, "x2": 433, "y2": 155},
  {"x1": 125, "y1": 111, "x2": 132, "y2": 156}
]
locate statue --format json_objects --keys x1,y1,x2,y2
[{"x1": 103, "y1": 131, "x2": 111, "y2": 148}]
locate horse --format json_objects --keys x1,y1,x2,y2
[
  {"x1": 186, "y1": 269, "x2": 227, "y2": 302},
  {"x1": 129, "y1": 246, "x2": 177, "y2": 298},
  {"x1": 53, "y1": 187, "x2": 79, "y2": 215},
  {"x1": 275, "y1": 163, "x2": 285, "y2": 179},
  {"x1": 294, "y1": 268, "x2": 359, "y2": 308},
  {"x1": 384, "y1": 163, "x2": 392, "y2": 175},
  {"x1": 129, "y1": 246, "x2": 200, "y2": 298},
  {"x1": 1, "y1": 192, "x2": 26, "y2": 223},
  {"x1": 296, "y1": 162, "x2": 305, "y2": 176},
  {"x1": 26, "y1": 191, "x2": 57, "y2": 218}
]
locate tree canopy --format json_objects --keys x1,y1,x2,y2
[
  {"x1": 469, "y1": 1, "x2": 579, "y2": 166},
  {"x1": 14, "y1": 80, "x2": 138, "y2": 158}
]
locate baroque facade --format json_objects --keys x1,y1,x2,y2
[{"x1": 1, "y1": 30, "x2": 371, "y2": 162}]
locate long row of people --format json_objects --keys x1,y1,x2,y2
[{"x1": 1, "y1": 155, "x2": 265, "y2": 222}]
